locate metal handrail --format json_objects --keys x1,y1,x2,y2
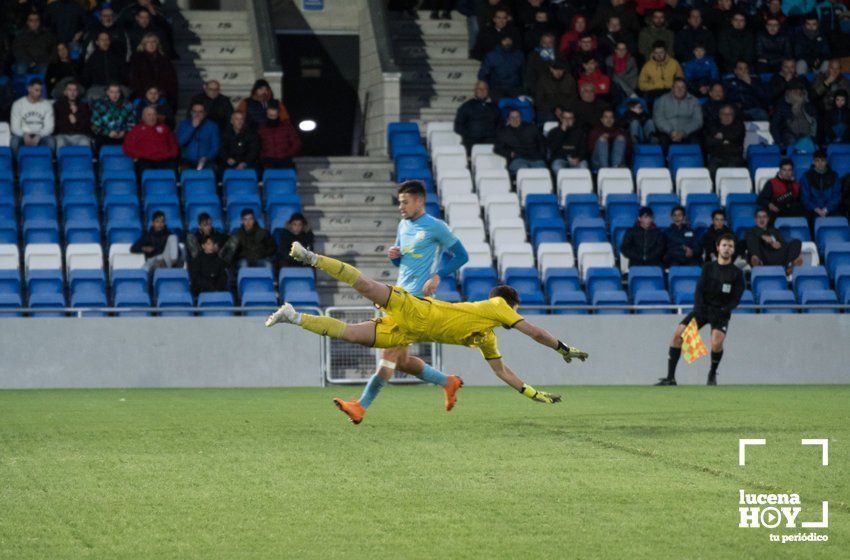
[{"x1": 249, "y1": 0, "x2": 282, "y2": 77}]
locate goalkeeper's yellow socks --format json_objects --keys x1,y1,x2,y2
[
  {"x1": 299, "y1": 313, "x2": 347, "y2": 339},
  {"x1": 314, "y1": 255, "x2": 362, "y2": 286}
]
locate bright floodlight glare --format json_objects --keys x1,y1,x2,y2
[{"x1": 298, "y1": 119, "x2": 317, "y2": 132}]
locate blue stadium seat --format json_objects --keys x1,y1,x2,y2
[
  {"x1": 0, "y1": 147, "x2": 12, "y2": 176},
  {"x1": 726, "y1": 193, "x2": 758, "y2": 238},
  {"x1": 461, "y1": 267, "x2": 497, "y2": 301},
  {"x1": 425, "y1": 200, "x2": 442, "y2": 219},
  {"x1": 268, "y1": 195, "x2": 303, "y2": 237},
  {"x1": 23, "y1": 218, "x2": 60, "y2": 244},
  {"x1": 287, "y1": 289, "x2": 323, "y2": 308},
  {"x1": 0, "y1": 270, "x2": 22, "y2": 315},
  {"x1": 111, "y1": 270, "x2": 150, "y2": 316},
  {"x1": 181, "y1": 169, "x2": 217, "y2": 197},
  {"x1": 586, "y1": 267, "x2": 622, "y2": 299},
  {"x1": 99, "y1": 146, "x2": 134, "y2": 177},
  {"x1": 632, "y1": 153, "x2": 665, "y2": 175},
  {"x1": 633, "y1": 289, "x2": 672, "y2": 314},
  {"x1": 70, "y1": 269, "x2": 107, "y2": 315},
  {"x1": 21, "y1": 177, "x2": 55, "y2": 198},
  {"x1": 571, "y1": 217, "x2": 607, "y2": 247},
  {"x1": 789, "y1": 152, "x2": 813, "y2": 180},
  {"x1": 65, "y1": 219, "x2": 101, "y2": 244},
  {"x1": 800, "y1": 289, "x2": 838, "y2": 314},
  {"x1": 102, "y1": 171, "x2": 138, "y2": 203},
  {"x1": 0, "y1": 202, "x2": 18, "y2": 238},
  {"x1": 241, "y1": 291, "x2": 278, "y2": 316},
  {"x1": 223, "y1": 169, "x2": 259, "y2": 199},
  {"x1": 153, "y1": 269, "x2": 191, "y2": 300},
  {"x1": 550, "y1": 288, "x2": 587, "y2": 314},
  {"x1": 814, "y1": 217, "x2": 850, "y2": 255},
  {"x1": 592, "y1": 290, "x2": 629, "y2": 314},
  {"x1": 106, "y1": 203, "x2": 141, "y2": 232},
  {"x1": 503, "y1": 267, "x2": 544, "y2": 306},
  {"x1": 144, "y1": 203, "x2": 183, "y2": 237},
  {"x1": 609, "y1": 216, "x2": 632, "y2": 257},
  {"x1": 667, "y1": 265, "x2": 701, "y2": 305},
  {"x1": 393, "y1": 145, "x2": 429, "y2": 174},
  {"x1": 141, "y1": 169, "x2": 177, "y2": 198},
  {"x1": 525, "y1": 194, "x2": 560, "y2": 223},
  {"x1": 564, "y1": 193, "x2": 600, "y2": 227},
  {"x1": 390, "y1": 131, "x2": 424, "y2": 159},
  {"x1": 544, "y1": 267, "x2": 580, "y2": 296},
  {"x1": 497, "y1": 97, "x2": 534, "y2": 123},
  {"x1": 114, "y1": 290, "x2": 152, "y2": 316},
  {"x1": 28, "y1": 292, "x2": 66, "y2": 317},
  {"x1": 646, "y1": 193, "x2": 679, "y2": 228},
  {"x1": 747, "y1": 144, "x2": 782, "y2": 176},
  {"x1": 198, "y1": 291, "x2": 235, "y2": 317},
  {"x1": 18, "y1": 145, "x2": 52, "y2": 168},
  {"x1": 263, "y1": 169, "x2": 298, "y2": 201},
  {"x1": 746, "y1": 143, "x2": 781, "y2": 160},
  {"x1": 530, "y1": 217, "x2": 567, "y2": 248},
  {"x1": 434, "y1": 280, "x2": 462, "y2": 303},
  {"x1": 185, "y1": 193, "x2": 225, "y2": 231},
  {"x1": 396, "y1": 169, "x2": 435, "y2": 192},
  {"x1": 237, "y1": 267, "x2": 275, "y2": 302},
  {"x1": 774, "y1": 217, "x2": 811, "y2": 242},
  {"x1": 279, "y1": 267, "x2": 316, "y2": 294},
  {"x1": 835, "y1": 266, "x2": 850, "y2": 304},
  {"x1": 58, "y1": 145, "x2": 94, "y2": 174},
  {"x1": 734, "y1": 289, "x2": 756, "y2": 314},
  {"x1": 605, "y1": 193, "x2": 639, "y2": 226},
  {"x1": 758, "y1": 289, "x2": 797, "y2": 313},
  {"x1": 27, "y1": 270, "x2": 64, "y2": 307},
  {"x1": 791, "y1": 266, "x2": 830, "y2": 300},
  {"x1": 751, "y1": 266, "x2": 788, "y2": 300},
  {"x1": 668, "y1": 145, "x2": 703, "y2": 175},
  {"x1": 157, "y1": 291, "x2": 194, "y2": 316},
  {"x1": 826, "y1": 143, "x2": 850, "y2": 158},
  {"x1": 685, "y1": 193, "x2": 720, "y2": 230},
  {"x1": 387, "y1": 122, "x2": 421, "y2": 153},
  {"x1": 829, "y1": 152, "x2": 850, "y2": 177},
  {"x1": 825, "y1": 242, "x2": 850, "y2": 279},
  {"x1": 262, "y1": 168, "x2": 297, "y2": 183},
  {"x1": 627, "y1": 266, "x2": 664, "y2": 298}
]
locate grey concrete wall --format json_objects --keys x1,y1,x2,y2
[
  {"x1": 270, "y1": 0, "x2": 360, "y2": 32},
  {"x1": 442, "y1": 315, "x2": 850, "y2": 386},
  {"x1": 358, "y1": 2, "x2": 400, "y2": 156},
  {"x1": 0, "y1": 319, "x2": 322, "y2": 389}
]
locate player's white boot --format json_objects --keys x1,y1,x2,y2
[
  {"x1": 265, "y1": 302, "x2": 300, "y2": 327},
  {"x1": 289, "y1": 241, "x2": 317, "y2": 265}
]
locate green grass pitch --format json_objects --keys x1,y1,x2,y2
[{"x1": 1, "y1": 385, "x2": 847, "y2": 559}]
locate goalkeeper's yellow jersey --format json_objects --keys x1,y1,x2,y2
[{"x1": 379, "y1": 287, "x2": 525, "y2": 360}]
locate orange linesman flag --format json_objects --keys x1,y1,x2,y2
[{"x1": 681, "y1": 318, "x2": 708, "y2": 364}]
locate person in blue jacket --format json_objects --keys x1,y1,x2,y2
[
  {"x1": 683, "y1": 43, "x2": 720, "y2": 96},
  {"x1": 176, "y1": 102, "x2": 220, "y2": 170},
  {"x1": 477, "y1": 35, "x2": 525, "y2": 101},
  {"x1": 663, "y1": 205, "x2": 701, "y2": 267},
  {"x1": 801, "y1": 151, "x2": 842, "y2": 223}
]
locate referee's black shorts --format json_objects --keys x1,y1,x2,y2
[{"x1": 679, "y1": 309, "x2": 730, "y2": 333}]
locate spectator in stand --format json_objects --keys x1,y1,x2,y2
[
  {"x1": 770, "y1": 80, "x2": 818, "y2": 151},
  {"x1": 428, "y1": 0, "x2": 453, "y2": 20},
  {"x1": 129, "y1": 33, "x2": 178, "y2": 107},
  {"x1": 823, "y1": 90, "x2": 850, "y2": 144},
  {"x1": 10, "y1": 78, "x2": 55, "y2": 153},
  {"x1": 131, "y1": 210, "x2": 181, "y2": 272},
  {"x1": 663, "y1": 205, "x2": 701, "y2": 267},
  {"x1": 90, "y1": 82, "x2": 136, "y2": 149},
  {"x1": 801, "y1": 151, "x2": 842, "y2": 221},
  {"x1": 794, "y1": 14, "x2": 830, "y2": 74},
  {"x1": 186, "y1": 213, "x2": 229, "y2": 261},
  {"x1": 454, "y1": 80, "x2": 500, "y2": 152},
  {"x1": 81, "y1": 33, "x2": 126, "y2": 100},
  {"x1": 606, "y1": 42, "x2": 638, "y2": 100},
  {"x1": 535, "y1": 60, "x2": 576, "y2": 122},
  {"x1": 495, "y1": 109, "x2": 547, "y2": 176},
  {"x1": 126, "y1": 9, "x2": 170, "y2": 56},
  {"x1": 236, "y1": 79, "x2": 291, "y2": 129},
  {"x1": 702, "y1": 82, "x2": 727, "y2": 126},
  {"x1": 189, "y1": 236, "x2": 229, "y2": 295},
  {"x1": 701, "y1": 210, "x2": 739, "y2": 262},
  {"x1": 812, "y1": 59, "x2": 850, "y2": 110},
  {"x1": 558, "y1": 14, "x2": 589, "y2": 56},
  {"x1": 82, "y1": 7, "x2": 128, "y2": 62},
  {"x1": 638, "y1": 10, "x2": 674, "y2": 60},
  {"x1": 132, "y1": 86, "x2": 174, "y2": 127},
  {"x1": 815, "y1": 0, "x2": 850, "y2": 36},
  {"x1": 190, "y1": 80, "x2": 233, "y2": 131},
  {"x1": 577, "y1": 58, "x2": 610, "y2": 99},
  {"x1": 597, "y1": 15, "x2": 634, "y2": 59},
  {"x1": 638, "y1": 41, "x2": 684, "y2": 106},
  {"x1": 760, "y1": 0, "x2": 787, "y2": 26},
  {"x1": 588, "y1": 109, "x2": 629, "y2": 169},
  {"x1": 769, "y1": 58, "x2": 802, "y2": 106},
  {"x1": 757, "y1": 159, "x2": 805, "y2": 219},
  {"x1": 704, "y1": 104, "x2": 745, "y2": 176},
  {"x1": 258, "y1": 106, "x2": 301, "y2": 169},
  {"x1": 546, "y1": 108, "x2": 588, "y2": 172},
  {"x1": 123, "y1": 106, "x2": 178, "y2": 174},
  {"x1": 45, "y1": 43, "x2": 79, "y2": 99},
  {"x1": 572, "y1": 82, "x2": 611, "y2": 134},
  {"x1": 756, "y1": 16, "x2": 791, "y2": 73},
  {"x1": 12, "y1": 12, "x2": 56, "y2": 76},
  {"x1": 621, "y1": 207, "x2": 665, "y2": 267},
  {"x1": 43, "y1": 0, "x2": 86, "y2": 52},
  {"x1": 220, "y1": 111, "x2": 260, "y2": 171},
  {"x1": 471, "y1": 8, "x2": 518, "y2": 60},
  {"x1": 176, "y1": 102, "x2": 220, "y2": 171},
  {"x1": 477, "y1": 35, "x2": 525, "y2": 101},
  {"x1": 591, "y1": 0, "x2": 640, "y2": 38},
  {"x1": 675, "y1": 9, "x2": 716, "y2": 63},
  {"x1": 723, "y1": 61, "x2": 769, "y2": 121},
  {"x1": 683, "y1": 43, "x2": 719, "y2": 97},
  {"x1": 717, "y1": 12, "x2": 755, "y2": 74},
  {"x1": 745, "y1": 208, "x2": 803, "y2": 270},
  {"x1": 524, "y1": 33, "x2": 558, "y2": 94},
  {"x1": 621, "y1": 99, "x2": 656, "y2": 145},
  {"x1": 521, "y1": 8, "x2": 557, "y2": 53},
  {"x1": 222, "y1": 209, "x2": 277, "y2": 271},
  {"x1": 53, "y1": 81, "x2": 92, "y2": 149},
  {"x1": 276, "y1": 213, "x2": 314, "y2": 269},
  {"x1": 570, "y1": 35, "x2": 604, "y2": 76},
  {"x1": 653, "y1": 78, "x2": 703, "y2": 148}
]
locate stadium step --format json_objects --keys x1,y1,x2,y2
[
  {"x1": 394, "y1": 42, "x2": 471, "y2": 62},
  {"x1": 388, "y1": 12, "x2": 468, "y2": 40},
  {"x1": 175, "y1": 42, "x2": 253, "y2": 63},
  {"x1": 300, "y1": 188, "x2": 397, "y2": 209},
  {"x1": 304, "y1": 213, "x2": 399, "y2": 234},
  {"x1": 174, "y1": 11, "x2": 251, "y2": 40}
]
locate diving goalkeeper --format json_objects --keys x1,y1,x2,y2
[{"x1": 265, "y1": 241, "x2": 588, "y2": 423}]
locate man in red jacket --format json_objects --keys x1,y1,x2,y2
[
  {"x1": 123, "y1": 106, "x2": 179, "y2": 175},
  {"x1": 258, "y1": 106, "x2": 302, "y2": 169}
]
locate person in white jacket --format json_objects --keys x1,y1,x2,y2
[{"x1": 10, "y1": 78, "x2": 55, "y2": 154}]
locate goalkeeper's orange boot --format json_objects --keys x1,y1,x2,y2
[
  {"x1": 333, "y1": 398, "x2": 366, "y2": 424},
  {"x1": 444, "y1": 375, "x2": 463, "y2": 411}
]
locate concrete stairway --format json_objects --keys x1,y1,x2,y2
[
  {"x1": 172, "y1": 9, "x2": 257, "y2": 109},
  {"x1": 296, "y1": 156, "x2": 400, "y2": 307},
  {"x1": 388, "y1": 11, "x2": 477, "y2": 132}
]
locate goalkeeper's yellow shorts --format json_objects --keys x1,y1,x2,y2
[{"x1": 371, "y1": 286, "x2": 431, "y2": 349}]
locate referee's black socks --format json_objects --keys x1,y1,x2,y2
[
  {"x1": 709, "y1": 351, "x2": 723, "y2": 375},
  {"x1": 667, "y1": 346, "x2": 682, "y2": 381}
]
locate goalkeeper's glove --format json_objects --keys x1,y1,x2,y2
[
  {"x1": 556, "y1": 341, "x2": 588, "y2": 364},
  {"x1": 520, "y1": 384, "x2": 561, "y2": 404}
]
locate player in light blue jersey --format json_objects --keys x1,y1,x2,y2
[{"x1": 332, "y1": 180, "x2": 469, "y2": 423}]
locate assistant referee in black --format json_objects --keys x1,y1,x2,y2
[{"x1": 656, "y1": 233, "x2": 745, "y2": 386}]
